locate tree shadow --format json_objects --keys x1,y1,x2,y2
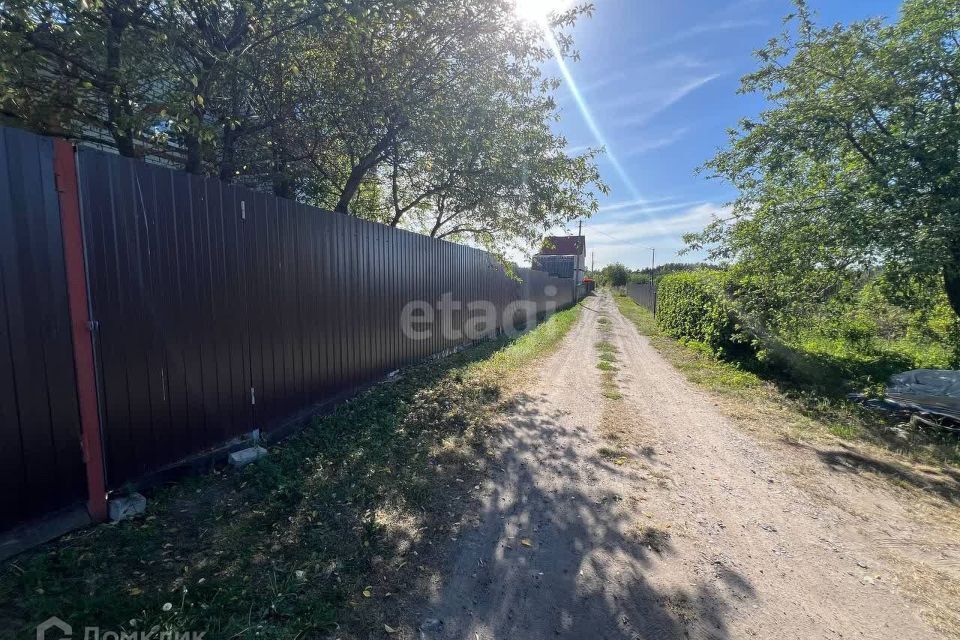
[
  {"x1": 415, "y1": 392, "x2": 753, "y2": 639},
  {"x1": 815, "y1": 444, "x2": 960, "y2": 505},
  {"x1": 720, "y1": 339, "x2": 960, "y2": 466},
  {"x1": 0, "y1": 331, "x2": 559, "y2": 638}
]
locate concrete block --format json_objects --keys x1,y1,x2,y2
[
  {"x1": 109, "y1": 493, "x2": 147, "y2": 521},
  {"x1": 228, "y1": 446, "x2": 268, "y2": 468}
]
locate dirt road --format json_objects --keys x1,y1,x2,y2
[{"x1": 410, "y1": 292, "x2": 960, "y2": 639}]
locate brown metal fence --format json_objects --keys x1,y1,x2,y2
[
  {"x1": 0, "y1": 128, "x2": 87, "y2": 530},
  {"x1": 626, "y1": 281, "x2": 657, "y2": 314},
  {"x1": 75, "y1": 146, "x2": 577, "y2": 489}
]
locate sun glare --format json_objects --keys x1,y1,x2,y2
[{"x1": 513, "y1": 0, "x2": 571, "y2": 23}]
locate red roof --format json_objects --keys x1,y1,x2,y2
[{"x1": 538, "y1": 235, "x2": 585, "y2": 256}]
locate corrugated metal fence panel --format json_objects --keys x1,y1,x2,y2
[
  {"x1": 76, "y1": 147, "x2": 580, "y2": 488},
  {"x1": 0, "y1": 127, "x2": 86, "y2": 528},
  {"x1": 532, "y1": 255, "x2": 576, "y2": 280},
  {"x1": 626, "y1": 282, "x2": 657, "y2": 314}
]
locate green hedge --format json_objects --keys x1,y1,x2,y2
[{"x1": 655, "y1": 270, "x2": 753, "y2": 359}]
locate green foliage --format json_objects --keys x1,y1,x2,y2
[
  {"x1": 690, "y1": 0, "x2": 960, "y2": 326},
  {"x1": 655, "y1": 270, "x2": 754, "y2": 360},
  {"x1": 616, "y1": 294, "x2": 960, "y2": 468},
  {"x1": 0, "y1": 0, "x2": 605, "y2": 256},
  {"x1": 631, "y1": 262, "x2": 707, "y2": 283},
  {"x1": 774, "y1": 279, "x2": 956, "y2": 389},
  {"x1": 652, "y1": 269, "x2": 953, "y2": 394},
  {"x1": 598, "y1": 262, "x2": 629, "y2": 287}
]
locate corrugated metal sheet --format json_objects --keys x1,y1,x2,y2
[
  {"x1": 533, "y1": 255, "x2": 576, "y2": 280},
  {"x1": 0, "y1": 127, "x2": 86, "y2": 529},
  {"x1": 76, "y1": 147, "x2": 576, "y2": 488},
  {"x1": 626, "y1": 282, "x2": 657, "y2": 314}
]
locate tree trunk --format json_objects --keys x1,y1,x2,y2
[
  {"x1": 184, "y1": 131, "x2": 203, "y2": 174},
  {"x1": 945, "y1": 239, "x2": 960, "y2": 367},
  {"x1": 218, "y1": 76, "x2": 246, "y2": 183},
  {"x1": 334, "y1": 126, "x2": 404, "y2": 214},
  {"x1": 946, "y1": 262, "x2": 960, "y2": 320},
  {"x1": 271, "y1": 141, "x2": 291, "y2": 198},
  {"x1": 334, "y1": 163, "x2": 370, "y2": 214},
  {"x1": 104, "y1": 6, "x2": 136, "y2": 157},
  {"x1": 218, "y1": 122, "x2": 238, "y2": 182}
]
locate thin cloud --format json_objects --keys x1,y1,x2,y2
[
  {"x1": 598, "y1": 196, "x2": 684, "y2": 213},
  {"x1": 587, "y1": 203, "x2": 731, "y2": 247},
  {"x1": 565, "y1": 143, "x2": 592, "y2": 155},
  {"x1": 622, "y1": 127, "x2": 691, "y2": 157},
  {"x1": 614, "y1": 74, "x2": 722, "y2": 128},
  {"x1": 652, "y1": 54, "x2": 713, "y2": 70},
  {"x1": 599, "y1": 199, "x2": 708, "y2": 221},
  {"x1": 556, "y1": 70, "x2": 627, "y2": 105},
  {"x1": 637, "y1": 19, "x2": 768, "y2": 55}
]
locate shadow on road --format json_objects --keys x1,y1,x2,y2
[
  {"x1": 817, "y1": 444, "x2": 960, "y2": 505},
  {"x1": 419, "y1": 392, "x2": 754, "y2": 639}
]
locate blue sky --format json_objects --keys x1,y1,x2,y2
[{"x1": 544, "y1": 0, "x2": 901, "y2": 270}]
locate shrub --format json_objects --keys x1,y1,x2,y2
[{"x1": 655, "y1": 270, "x2": 754, "y2": 360}]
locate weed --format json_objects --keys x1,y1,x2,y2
[
  {"x1": 601, "y1": 387, "x2": 624, "y2": 401},
  {"x1": 595, "y1": 335, "x2": 624, "y2": 401},
  {"x1": 597, "y1": 446, "x2": 619, "y2": 459},
  {"x1": 634, "y1": 526, "x2": 672, "y2": 554}
]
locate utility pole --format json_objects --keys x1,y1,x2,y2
[
  {"x1": 576, "y1": 220, "x2": 584, "y2": 282},
  {"x1": 651, "y1": 247, "x2": 656, "y2": 270},
  {"x1": 591, "y1": 251, "x2": 595, "y2": 273}
]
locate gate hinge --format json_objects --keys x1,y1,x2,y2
[{"x1": 250, "y1": 386, "x2": 256, "y2": 405}]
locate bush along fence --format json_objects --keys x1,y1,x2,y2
[
  {"x1": 626, "y1": 281, "x2": 657, "y2": 314},
  {"x1": 0, "y1": 125, "x2": 580, "y2": 537},
  {"x1": 654, "y1": 270, "x2": 754, "y2": 360}
]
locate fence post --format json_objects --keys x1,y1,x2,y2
[{"x1": 53, "y1": 140, "x2": 107, "y2": 523}]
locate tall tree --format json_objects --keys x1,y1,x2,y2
[
  {"x1": 690, "y1": 0, "x2": 960, "y2": 342},
  {"x1": 0, "y1": 0, "x2": 606, "y2": 257},
  {"x1": 0, "y1": 0, "x2": 169, "y2": 156}
]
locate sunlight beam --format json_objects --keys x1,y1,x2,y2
[{"x1": 541, "y1": 28, "x2": 649, "y2": 207}]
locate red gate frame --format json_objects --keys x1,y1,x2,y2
[{"x1": 53, "y1": 139, "x2": 108, "y2": 523}]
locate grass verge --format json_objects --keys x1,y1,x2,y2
[
  {"x1": 614, "y1": 293, "x2": 960, "y2": 469},
  {"x1": 0, "y1": 305, "x2": 582, "y2": 639},
  {"x1": 615, "y1": 293, "x2": 960, "y2": 635}
]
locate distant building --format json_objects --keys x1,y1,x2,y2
[{"x1": 532, "y1": 235, "x2": 586, "y2": 281}]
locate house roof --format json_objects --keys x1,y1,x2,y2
[{"x1": 538, "y1": 235, "x2": 585, "y2": 256}]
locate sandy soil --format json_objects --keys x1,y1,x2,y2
[{"x1": 408, "y1": 292, "x2": 960, "y2": 639}]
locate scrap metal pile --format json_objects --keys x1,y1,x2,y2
[{"x1": 853, "y1": 369, "x2": 960, "y2": 433}]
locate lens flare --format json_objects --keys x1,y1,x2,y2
[{"x1": 514, "y1": 0, "x2": 571, "y2": 23}]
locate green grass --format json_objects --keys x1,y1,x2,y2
[
  {"x1": 0, "y1": 305, "x2": 582, "y2": 639},
  {"x1": 615, "y1": 296, "x2": 658, "y2": 335},
  {"x1": 484, "y1": 305, "x2": 581, "y2": 373},
  {"x1": 778, "y1": 330, "x2": 953, "y2": 394},
  {"x1": 601, "y1": 387, "x2": 624, "y2": 401},
  {"x1": 595, "y1": 340, "x2": 619, "y2": 359},
  {"x1": 595, "y1": 329, "x2": 624, "y2": 401},
  {"x1": 614, "y1": 293, "x2": 960, "y2": 468}
]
